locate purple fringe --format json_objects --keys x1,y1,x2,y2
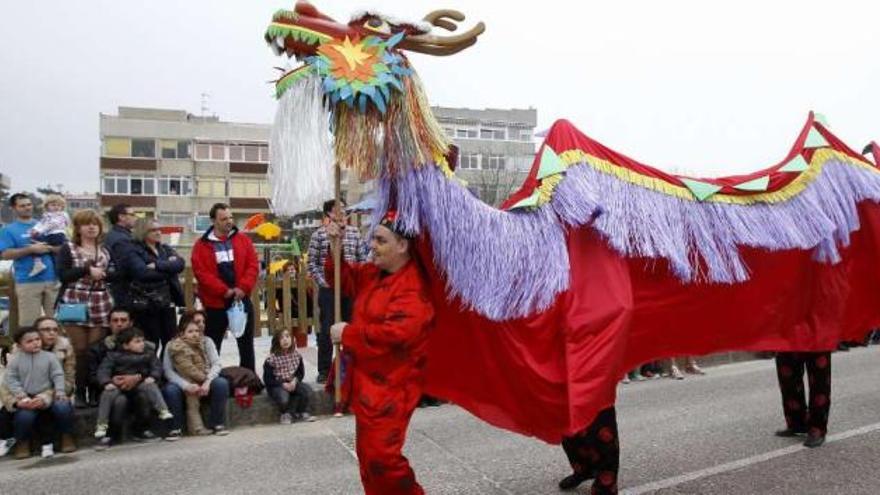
[
  {"x1": 373, "y1": 166, "x2": 574, "y2": 320},
  {"x1": 375, "y1": 159, "x2": 880, "y2": 320},
  {"x1": 553, "y1": 159, "x2": 880, "y2": 283}
]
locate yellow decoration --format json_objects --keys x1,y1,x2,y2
[
  {"x1": 254, "y1": 222, "x2": 282, "y2": 240},
  {"x1": 536, "y1": 148, "x2": 878, "y2": 206},
  {"x1": 269, "y1": 259, "x2": 290, "y2": 275}
]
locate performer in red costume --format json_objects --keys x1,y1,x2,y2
[{"x1": 327, "y1": 211, "x2": 435, "y2": 495}]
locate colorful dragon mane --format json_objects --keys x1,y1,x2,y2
[{"x1": 267, "y1": 2, "x2": 880, "y2": 442}]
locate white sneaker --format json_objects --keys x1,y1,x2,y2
[
  {"x1": 94, "y1": 423, "x2": 108, "y2": 439},
  {"x1": 280, "y1": 413, "x2": 293, "y2": 425},
  {"x1": 0, "y1": 438, "x2": 15, "y2": 456},
  {"x1": 158, "y1": 409, "x2": 174, "y2": 420},
  {"x1": 41, "y1": 443, "x2": 54, "y2": 459},
  {"x1": 300, "y1": 413, "x2": 317, "y2": 423},
  {"x1": 28, "y1": 259, "x2": 46, "y2": 277}
]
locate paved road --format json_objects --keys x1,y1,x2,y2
[{"x1": 2, "y1": 347, "x2": 879, "y2": 494}]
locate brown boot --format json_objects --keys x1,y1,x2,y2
[
  {"x1": 13, "y1": 440, "x2": 31, "y2": 460},
  {"x1": 186, "y1": 396, "x2": 209, "y2": 435},
  {"x1": 60, "y1": 434, "x2": 77, "y2": 453}
]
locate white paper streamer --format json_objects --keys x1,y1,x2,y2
[{"x1": 269, "y1": 74, "x2": 335, "y2": 215}]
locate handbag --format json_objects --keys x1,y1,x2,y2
[
  {"x1": 130, "y1": 280, "x2": 172, "y2": 312},
  {"x1": 56, "y1": 303, "x2": 89, "y2": 323},
  {"x1": 227, "y1": 301, "x2": 248, "y2": 338}
]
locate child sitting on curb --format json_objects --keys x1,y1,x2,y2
[
  {"x1": 94, "y1": 328, "x2": 172, "y2": 447},
  {"x1": 263, "y1": 329, "x2": 315, "y2": 424},
  {"x1": 2, "y1": 327, "x2": 75, "y2": 459},
  {"x1": 166, "y1": 319, "x2": 211, "y2": 435}
]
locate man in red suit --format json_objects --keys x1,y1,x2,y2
[{"x1": 327, "y1": 211, "x2": 434, "y2": 495}]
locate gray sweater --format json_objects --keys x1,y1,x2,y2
[{"x1": 3, "y1": 350, "x2": 65, "y2": 398}]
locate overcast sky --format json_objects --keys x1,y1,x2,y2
[{"x1": 1, "y1": 0, "x2": 878, "y2": 193}]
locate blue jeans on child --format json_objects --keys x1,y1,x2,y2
[
  {"x1": 13, "y1": 402, "x2": 74, "y2": 441},
  {"x1": 162, "y1": 377, "x2": 229, "y2": 432}
]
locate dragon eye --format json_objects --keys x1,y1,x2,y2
[{"x1": 364, "y1": 17, "x2": 391, "y2": 34}]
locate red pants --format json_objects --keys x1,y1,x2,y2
[{"x1": 355, "y1": 407, "x2": 423, "y2": 495}]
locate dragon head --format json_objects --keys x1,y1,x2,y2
[{"x1": 265, "y1": 2, "x2": 484, "y2": 215}]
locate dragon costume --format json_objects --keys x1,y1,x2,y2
[{"x1": 265, "y1": 1, "x2": 880, "y2": 443}]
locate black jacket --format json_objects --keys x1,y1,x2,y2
[
  {"x1": 262, "y1": 357, "x2": 305, "y2": 389},
  {"x1": 124, "y1": 241, "x2": 185, "y2": 307},
  {"x1": 97, "y1": 347, "x2": 163, "y2": 386},
  {"x1": 88, "y1": 335, "x2": 157, "y2": 388},
  {"x1": 104, "y1": 225, "x2": 135, "y2": 306}
]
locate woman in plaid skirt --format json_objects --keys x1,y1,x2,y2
[{"x1": 55, "y1": 209, "x2": 117, "y2": 408}]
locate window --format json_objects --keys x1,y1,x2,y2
[
  {"x1": 229, "y1": 179, "x2": 269, "y2": 198},
  {"x1": 455, "y1": 128, "x2": 477, "y2": 139},
  {"x1": 458, "y1": 153, "x2": 480, "y2": 170},
  {"x1": 193, "y1": 215, "x2": 212, "y2": 233},
  {"x1": 131, "y1": 139, "x2": 156, "y2": 158},
  {"x1": 194, "y1": 143, "x2": 226, "y2": 161},
  {"x1": 103, "y1": 177, "x2": 116, "y2": 194},
  {"x1": 485, "y1": 155, "x2": 506, "y2": 170},
  {"x1": 519, "y1": 130, "x2": 533, "y2": 142},
  {"x1": 480, "y1": 128, "x2": 506, "y2": 140},
  {"x1": 160, "y1": 140, "x2": 191, "y2": 159},
  {"x1": 228, "y1": 145, "x2": 244, "y2": 162},
  {"x1": 444, "y1": 128, "x2": 454, "y2": 137},
  {"x1": 259, "y1": 146, "x2": 270, "y2": 162},
  {"x1": 244, "y1": 145, "x2": 260, "y2": 162},
  {"x1": 210, "y1": 145, "x2": 226, "y2": 161},
  {"x1": 157, "y1": 213, "x2": 193, "y2": 230},
  {"x1": 104, "y1": 138, "x2": 131, "y2": 157},
  {"x1": 157, "y1": 176, "x2": 192, "y2": 196},
  {"x1": 195, "y1": 144, "x2": 210, "y2": 160},
  {"x1": 116, "y1": 177, "x2": 129, "y2": 194},
  {"x1": 197, "y1": 178, "x2": 227, "y2": 197}
]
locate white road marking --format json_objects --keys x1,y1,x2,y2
[
  {"x1": 623, "y1": 421, "x2": 880, "y2": 494},
  {"x1": 416, "y1": 429, "x2": 516, "y2": 495}
]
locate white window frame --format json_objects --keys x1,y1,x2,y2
[
  {"x1": 157, "y1": 175, "x2": 193, "y2": 196},
  {"x1": 458, "y1": 153, "x2": 481, "y2": 170}
]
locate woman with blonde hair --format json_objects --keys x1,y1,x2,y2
[
  {"x1": 124, "y1": 217, "x2": 184, "y2": 354},
  {"x1": 55, "y1": 209, "x2": 117, "y2": 408}
]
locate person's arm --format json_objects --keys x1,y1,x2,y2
[
  {"x1": 342, "y1": 285, "x2": 434, "y2": 360},
  {"x1": 294, "y1": 355, "x2": 305, "y2": 382},
  {"x1": 3, "y1": 359, "x2": 26, "y2": 399},
  {"x1": 324, "y1": 255, "x2": 370, "y2": 298},
  {"x1": 62, "y1": 348, "x2": 76, "y2": 394},
  {"x1": 155, "y1": 245, "x2": 185, "y2": 274},
  {"x1": 262, "y1": 360, "x2": 279, "y2": 389},
  {"x1": 148, "y1": 354, "x2": 163, "y2": 381},
  {"x1": 49, "y1": 355, "x2": 66, "y2": 397},
  {"x1": 126, "y1": 245, "x2": 166, "y2": 282},
  {"x1": 163, "y1": 349, "x2": 193, "y2": 389},
  {"x1": 55, "y1": 244, "x2": 88, "y2": 284},
  {"x1": 236, "y1": 238, "x2": 259, "y2": 295},
  {"x1": 204, "y1": 339, "x2": 222, "y2": 382},
  {"x1": 307, "y1": 230, "x2": 329, "y2": 288},
  {"x1": 190, "y1": 241, "x2": 231, "y2": 300},
  {"x1": 96, "y1": 353, "x2": 115, "y2": 387},
  {"x1": 0, "y1": 229, "x2": 47, "y2": 261}
]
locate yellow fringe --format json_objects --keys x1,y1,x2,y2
[{"x1": 531, "y1": 148, "x2": 879, "y2": 206}]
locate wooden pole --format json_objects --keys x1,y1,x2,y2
[{"x1": 333, "y1": 164, "x2": 343, "y2": 413}]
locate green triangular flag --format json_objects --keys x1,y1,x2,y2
[
  {"x1": 680, "y1": 178, "x2": 722, "y2": 201},
  {"x1": 510, "y1": 190, "x2": 541, "y2": 209},
  {"x1": 804, "y1": 128, "x2": 829, "y2": 149},
  {"x1": 289, "y1": 237, "x2": 301, "y2": 257},
  {"x1": 779, "y1": 155, "x2": 809, "y2": 172},
  {"x1": 733, "y1": 176, "x2": 770, "y2": 192},
  {"x1": 537, "y1": 146, "x2": 566, "y2": 180},
  {"x1": 814, "y1": 113, "x2": 830, "y2": 127}
]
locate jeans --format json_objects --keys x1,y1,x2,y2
[
  {"x1": 317, "y1": 287, "x2": 352, "y2": 377},
  {"x1": 162, "y1": 377, "x2": 229, "y2": 431},
  {"x1": 205, "y1": 299, "x2": 255, "y2": 371},
  {"x1": 267, "y1": 382, "x2": 313, "y2": 415},
  {"x1": 97, "y1": 382, "x2": 168, "y2": 426},
  {"x1": 13, "y1": 402, "x2": 74, "y2": 441}
]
